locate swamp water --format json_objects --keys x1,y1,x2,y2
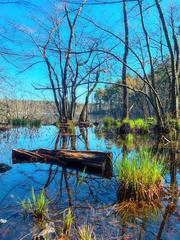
[{"x1": 0, "y1": 126, "x2": 179, "y2": 239}]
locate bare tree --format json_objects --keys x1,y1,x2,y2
[
  {"x1": 155, "y1": 0, "x2": 179, "y2": 119},
  {"x1": 122, "y1": 0, "x2": 129, "y2": 119}
]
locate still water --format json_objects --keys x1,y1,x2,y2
[{"x1": 0, "y1": 126, "x2": 179, "y2": 239}]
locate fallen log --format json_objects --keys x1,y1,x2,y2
[{"x1": 12, "y1": 148, "x2": 113, "y2": 178}]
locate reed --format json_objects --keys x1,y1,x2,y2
[
  {"x1": 103, "y1": 117, "x2": 115, "y2": 128},
  {"x1": 11, "y1": 118, "x2": 41, "y2": 127},
  {"x1": 122, "y1": 118, "x2": 135, "y2": 129},
  {"x1": 21, "y1": 188, "x2": 50, "y2": 221},
  {"x1": 78, "y1": 225, "x2": 96, "y2": 240},
  {"x1": 62, "y1": 208, "x2": 74, "y2": 237},
  {"x1": 134, "y1": 118, "x2": 148, "y2": 131},
  {"x1": 116, "y1": 148, "x2": 166, "y2": 202}
]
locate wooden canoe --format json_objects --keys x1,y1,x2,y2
[{"x1": 12, "y1": 148, "x2": 113, "y2": 178}]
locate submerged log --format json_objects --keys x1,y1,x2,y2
[{"x1": 12, "y1": 149, "x2": 113, "y2": 178}]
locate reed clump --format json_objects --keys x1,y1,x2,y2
[
  {"x1": 11, "y1": 118, "x2": 41, "y2": 127},
  {"x1": 78, "y1": 224, "x2": 96, "y2": 240},
  {"x1": 103, "y1": 117, "x2": 121, "y2": 128},
  {"x1": 116, "y1": 148, "x2": 166, "y2": 202},
  {"x1": 122, "y1": 118, "x2": 135, "y2": 129},
  {"x1": 21, "y1": 188, "x2": 50, "y2": 221},
  {"x1": 134, "y1": 118, "x2": 148, "y2": 132},
  {"x1": 62, "y1": 208, "x2": 74, "y2": 238}
]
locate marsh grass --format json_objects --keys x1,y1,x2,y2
[
  {"x1": 21, "y1": 188, "x2": 50, "y2": 221},
  {"x1": 166, "y1": 117, "x2": 180, "y2": 131},
  {"x1": 12, "y1": 118, "x2": 28, "y2": 126},
  {"x1": 103, "y1": 117, "x2": 121, "y2": 128},
  {"x1": 78, "y1": 225, "x2": 96, "y2": 240},
  {"x1": 134, "y1": 119, "x2": 148, "y2": 131},
  {"x1": 146, "y1": 117, "x2": 157, "y2": 126},
  {"x1": 122, "y1": 119, "x2": 135, "y2": 129},
  {"x1": 62, "y1": 208, "x2": 74, "y2": 237},
  {"x1": 103, "y1": 117, "x2": 114, "y2": 128},
  {"x1": 113, "y1": 119, "x2": 121, "y2": 128},
  {"x1": 29, "y1": 119, "x2": 41, "y2": 127},
  {"x1": 77, "y1": 167, "x2": 87, "y2": 185},
  {"x1": 116, "y1": 148, "x2": 166, "y2": 202},
  {"x1": 12, "y1": 118, "x2": 41, "y2": 127},
  {"x1": 124, "y1": 134, "x2": 134, "y2": 149}
]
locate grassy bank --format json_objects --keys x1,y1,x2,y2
[
  {"x1": 102, "y1": 116, "x2": 180, "y2": 134},
  {"x1": 11, "y1": 118, "x2": 41, "y2": 127}
]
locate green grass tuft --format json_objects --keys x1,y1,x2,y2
[
  {"x1": 78, "y1": 224, "x2": 96, "y2": 240},
  {"x1": 103, "y1": 117, "x2": 114, "y2": 128},
  {"x1": 116, "y1": 148, "x2": 166, "y2": 201},
  {"x1": 11, "y1": 118, "x2": 41, "y2": 127},
  {"x1": 62, "y1": 208, "x2": 74, "y2": 237},
  {"x1": 21, "y1": 188, "x2": 50, "y2": 221},
  {"x1": 134, "y1": 118, "x2": 148, "y2": 131},
  {"x1": 122, "y1": 119, "x2": 135, "y2": 129}
]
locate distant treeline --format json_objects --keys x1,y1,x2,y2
[{"x1": 0, "y1": 100, "x2": 84, "y2": 124}]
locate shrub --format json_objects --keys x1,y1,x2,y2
[
  {"x1": 11, "y1": 118, "x2": 41, "y2": 127},
  {"x1": 113, "y1": 119, "x2": 121, "y2": 128},
  {"x1": 146, "y1": 117, "x2": 157, "y2": 126},
  {"x1": 134, "y1": 118, "x2": 148, "y2": 131},
  {"x1": 78, "y1": 225, "x2": 96, "y2": 240},
  {"x1": 21, "y1": 188, "x2": 50, "y2": 221},
  {"x1": 116, "y1": 148, "x2": 166, "y2": 202},
  {"x1": 12, "y1": 118, "x2": 28, "y2": 127},
  {"x1": 167, "y1": 117, "x2": 180, "y2": 131},
  {"x1": 29, "y1": 119, "x2": 41, "y2": 127},
  {"x1": 103, "y1": 117, "x2": 114, "y2": 128},
  {"x1": 122, "y1": 119, "x2": 135, "y2": 129}
]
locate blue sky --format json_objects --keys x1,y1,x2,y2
[{"x1": 0, "y1": 0, "x2": 179, "y2": 102}]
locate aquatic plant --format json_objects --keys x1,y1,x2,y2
[
  {"x1": 29, "y1": 119, "x2": 41, "y2": 127},
  {"x1": 166, "y1": 117, "x2": 180, "y2": 131},
  {"x1": 78, "y1": 224, "x2": 96, "y2": 240},
  {"x1": 122, "y1": 119, "x2": 135, "y2": 129},
  {"x1": 116, "y1": 148, "x2": 166, "y2": 202},
  {"x1": 124, "y1": 134, "x2": 134, "y2": 149},
  {"x1": 11, "y1": 118, "x2": 41, "y2": 127},
  {"x1": 21, "y1": 188, "x2": 50, "y2": 221},
  {"x1": 12, "y1": 118, "x2": 28, "y2": 126},
  {"x1": 134, "y1": 118, "x2": 148, "y2": 131},
  {"x1": 62, "y1": 208, "x2": 74, "y2": 237},
  {"x1": 146, "y1": 117, "x2": 157, "y2": 126},
  {"x1": 77, "y1": 167, "x2": 87, "y2": 185},
  {"x1": 67, "y1": 126, "x2": 75, "y2": 134},
  {"x1": 56, "y1": 119, "x2": 76, "y2": 128},
  {"x1": 113, "y1": 119, "x2": 121, "y2": 128},
  {"x1": 103, "y1": 117, "x2": 114, "y2": 128}
]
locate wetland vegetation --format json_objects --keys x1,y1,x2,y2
[
  {"x1": 0, "y1": 125, "x2": 179, "y2": 239},
  {"x1": 0, "y1": 0, "x2": 179, "y2": 239}
]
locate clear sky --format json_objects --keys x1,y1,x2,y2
[{"x1": 0, "y1": 0, "x2": 179, "y2": 102}]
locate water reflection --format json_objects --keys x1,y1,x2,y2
[{"x1": 0, "y1": 126, "x2": 179, "y2": 239}]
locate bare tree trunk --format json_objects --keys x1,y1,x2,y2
[
  {"x1": 155, "y1": 0, "x2": 179, "y2": 119},
  {"x1": 122, "y1": 0, "x2": 129, "y2": 119},
  {"x1": 79, "y1": 71, "x2": 100, "y2": 122},
  {"x1": 138, "y1": 0, "x2": 165, "y2": 127}
]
